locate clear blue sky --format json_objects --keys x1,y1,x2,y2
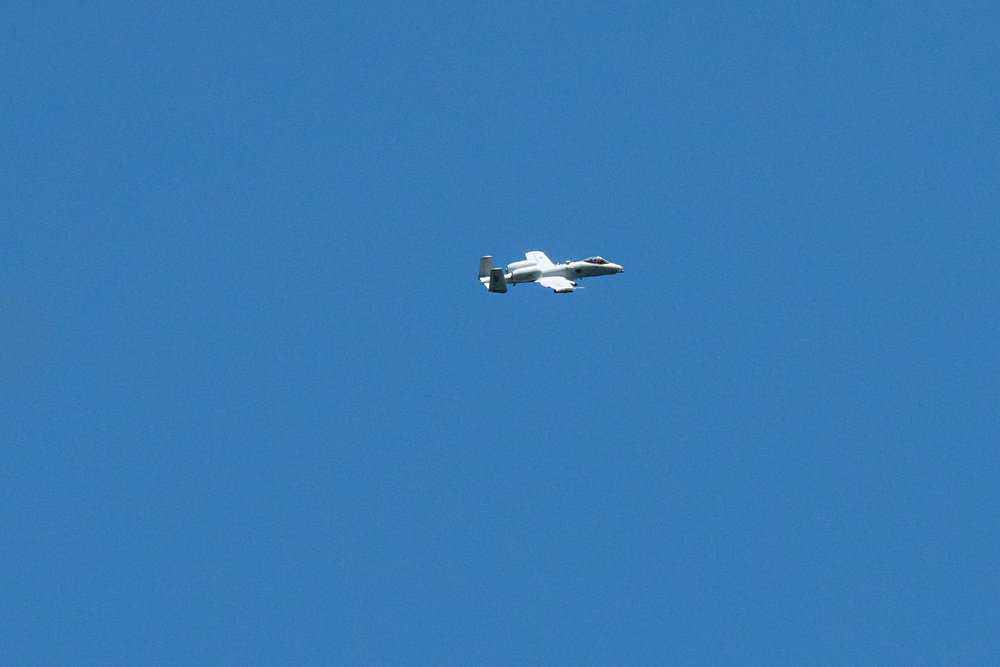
[{"x1": 3, "y1": 2, "x2": 998, "y2": 664}]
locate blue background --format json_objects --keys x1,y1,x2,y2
[{"x1": 3, "y1": 2, "x2": 998, "y2": 664}]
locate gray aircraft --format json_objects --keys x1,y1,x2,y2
[{"x1": 478, "y1": 251, "x2": 624, "y2": 293}]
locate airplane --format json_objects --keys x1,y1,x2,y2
[{"x1": 478, "y1": 251, "x2": 624, "y2": 293}]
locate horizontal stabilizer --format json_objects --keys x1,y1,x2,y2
[{"x1": 488, "y1": 267, "x2": 508, "y2": 293}]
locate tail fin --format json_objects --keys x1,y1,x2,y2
[
  {"x1": 488, "y1": 267, "x2": 508, "y2": 293},
  {"x1": 479, "y1": 256, "x2": 495, "y2": 279}
]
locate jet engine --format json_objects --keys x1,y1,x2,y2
[
  {"x1": 509, "y1": 266, "x2": 542, "y2": 282},
  {"x1": 506, "y1": 259, "x2": 536, "y2": 271}
]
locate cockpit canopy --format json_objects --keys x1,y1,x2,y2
[{"x1": 583, "y1": 256, "x2": 610, "y2": 265}]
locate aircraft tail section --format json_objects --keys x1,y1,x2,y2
[
  {"x1": 478, "y1": 256, "x2": 495, "y2": 279},
  {"x1": 488, "y1": 267, "x2": 508, "y2": 293}
]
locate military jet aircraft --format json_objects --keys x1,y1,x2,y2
[{"x1": 478, "y1": 251, "x2": 624, "y2": 293}]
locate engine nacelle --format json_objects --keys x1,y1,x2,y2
[
  {"x1": 506, "y1": 259, "x2": 536, "y2": 271},
  {"x1": 510, "y1": 266, "x2": 542, "y2": 283}
]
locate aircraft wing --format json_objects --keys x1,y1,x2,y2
[
  {"x1": 526, "y1": 251, "x2": 554, "y2": 268},
  {"x1": 537, "y1": 276, "x2": 576, "y2": 293}
]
